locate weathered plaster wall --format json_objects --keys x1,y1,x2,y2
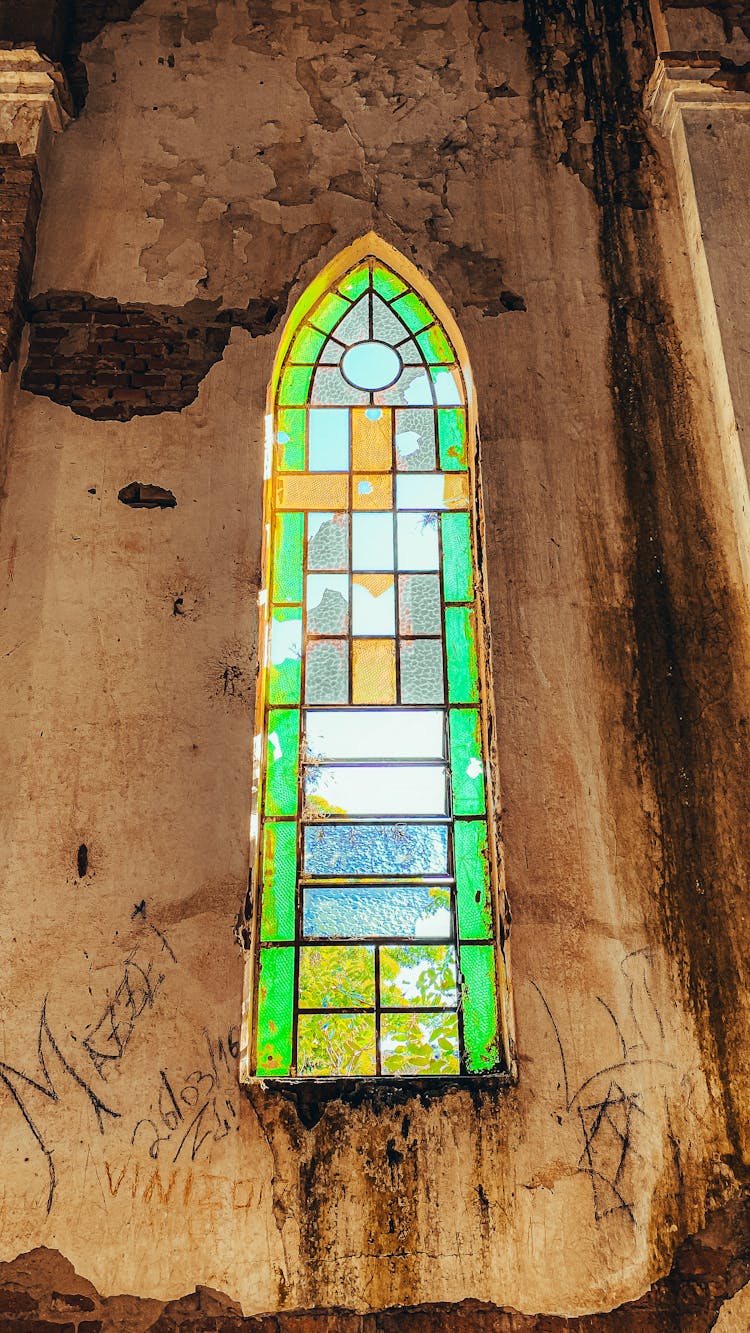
[{"x1": 1, "y1": 0, "x2": 750, "y2": 1324}]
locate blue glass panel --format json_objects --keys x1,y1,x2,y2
[
  {"x1": 303, "y1": 883, "x2": 452, "y2": 939},
  {"x1": 304, "y1": 823, "x2": 449, "y2": 876},
  {"x1": 308, "y1": 408, "x2": 349, "y2": 470}
]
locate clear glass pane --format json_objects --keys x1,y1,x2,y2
[
  {"x1": 352, "y1": 575, "x2": 395, "y2": 636},
  {"x1": 398, "y1": 573, "x2": 442, "y2": 635},
  {"x1": 304, "y1": 823, "x2": 449, "y2": 876},
  {"x1": 308, "y1": 512, "x2": 348, "y2": 571},
  {"x1": 303, "y1": 765, "x2": 447, "y2": 818},
  {"x1": 298, "y1": 944, "x2": 375, "y2": 1008},
  {"x1": 297, "y1": 1012, "x2": 376, "y2": 1076},
  {"x1": 396, "y1": 512, "x2": 439, "y2": 570},
  {"x1": 304, "y1": 709, "x2": 445, "y2": 761},
  {"x1": 305, "y1": 639, "x2": 348, "y2": 704},
  {"x1": 308, "y1": 407, "x2": 349, "y2": 471},
  {"x1": 306, "y1": 574, "x2": 349, "y2": 635},
  {"x1": 399, "y1": 639, "x2": 445, "y2": 704},
  {"x1": 352, "y1": 513, "x2": 394, "y2": 571},
  {"x1": 303, "y1": 883, "x2": 452, "y2": 939},
  {"x1": 380, "y1": 1012, "x2": 459, "y2": 1075},
  {"x1": 380, "y1": 944, "x2": 457, "y2": 1007}
]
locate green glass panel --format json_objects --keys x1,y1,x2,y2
[
  {"x1": 312, "y1": 291, "x2": 351, "y2": 334},
  {"x1": 278, "y1": 365, "x2": 314, "y2": 407},
  {"x1": 289, "y1": 324, "x2": 327, "y2": 363},
  {"x1": 264, "y1": 708, "x2": 300, "y2": 816},
  {"x1": 373, "y1": 266, "x2": 407, "y2": 301},
  {"x1": 438, "y1": 408, "x2": 467, "y2": 471},
  {"x1": 380, "y1": 945, "x2": 457, "y2": 1007},
  {"x1": 272, "y1": 512, "x2": 304, "y2": 603},
  {"x1": 260, "y1": 820, "x2": 297, "y2": 941},
  {"x1": 460, "y1": 944, "x2": 500, "y2": 1072},
  {"x1": 449, "y1": 710, "x2": 486, "y2": 816},
  {"x1": 268, "y1": 607, "x2": 302, "y2": 705},
  {"x1": 339, "y1": 263, "x2": 371, "y2": 300},
  {"x1": 454, "y1": 818, "x2": 492, "y2": 938},
  {"x1": 298, "y1": 945, "x2": 375, "y2": 1008},
  {"x1": 256, "y1": 945, "x2": 294, "y2": 1076},
  {"x1": 381, "y1": 1012, "x2": 459, "y2": 1075},
  {"x1": 446, "y1": 607, "x2": 479, "y2": 702},
  {"x1": 441, "y1": 513, "x2": 473, "y2": 602},
  {"x1": 416, "y1": 326, "x2": 455, "y2": 365},
  {"x1": 298, "y1": 1012, "x2": 376, "y2": 1076},
  {"x1": 276, "y1": 408, "x2": 306, "y2": 471},
  {"x1": 392, "y1": 290, "x2": 433, "y2": 333}
]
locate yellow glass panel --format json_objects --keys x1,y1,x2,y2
[
  {"x1": 352, "y1": 474, "x2": 392, "y2": 510},
  {"x1": 353, "y1": 573, "x2": 394, "y2": 597},
  {"x1": 352, "y1": 639, "x2": 396, "y2": 704},
  {"x1": 352, "y1": 408, "x2": 392, "y2": 471},
  {"x1": 276, "y1": 474, "x2": 349, "y2": 511},
  {"x1": 444, "y1": 473, "x2": 470, "y2": 509}
]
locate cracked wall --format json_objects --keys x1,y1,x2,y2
[{"x1": 1, "y1": 0, "x2": 750, "y2": 1325}]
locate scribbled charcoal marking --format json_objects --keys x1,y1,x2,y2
[
  {"x1": 0, "y1": 910, "x2": 176, "y2": 1211},
  {"x1": 530, "y1": 954, "x2": 676, "y2": 1225},
  {"x1": 131, "y1": 1026, "x2": 240, "y2": 1165}
]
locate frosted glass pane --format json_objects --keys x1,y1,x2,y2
[
  {"x1": 399, "y1": 574, "x2": 441, "y2": 635},
  {"x1": 308, "y1": 513, "x2": 348, "y2": 570},
  {"x1": 303, "y1": 883, "x2": 452, "y2": 939},
  {"x1": 372, "y1": 294, "x2": 410, "y2": 343},
  {"x1": 304, "y1": 823, "x2": 449, "y2": 876},
  {"x1": 376, "y1": 365, "x2": 434, "y2": 407},
  {"x1": 334, "y1": 295, "x2": 370, "y2": 345},
  {"x1": 305, "y1": 639, "x2": 348, "y2": 704},
  {"x1": 400, "y1": 639, "x2": 445, "y2": 704},
  {"x1": 308, "y1": 408, "x2": 349, "y2": 470},
  {"x1": 352, "y1": 513, "x2": 394, "y2": 571},
  {"x1": 306, "y1": 574, "x2": 349, "y2": 635},
  {"x1": 303, "y1": 765, "x2": 447, "y2": 818},
  {"x1": 312, "y1": 366, "x2": 367, "y2": 406},
  {"x1": 396, "y1": 513, "x2": 439, "y2": 570},
  {"x1": 304, "y1": 710, "x2": 445, "y2": 760}
]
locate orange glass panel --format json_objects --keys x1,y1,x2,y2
[
  {"x1": 352, "y1": 475, "x2": 392, "y2": 510},
  {"x1": 276, "y1": 474, "x2": 349, "y2": 511},
  {"x1": 353, "y1": 573, "x2": 394, "y2": 597},
  {"x1": 352, "y1": 639, "x2": 396, "y2": 704},
  {"x1": 352, "y1": 408, "x2": 392, "y2": 471},
  {"x1": 444, "y1": 474, "x2": 470, "y2": 509}
]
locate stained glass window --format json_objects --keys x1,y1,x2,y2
[{"x1": 248, "y1": 239, "x2": 508, "y2": 1080}]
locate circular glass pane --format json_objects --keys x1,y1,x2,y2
[{"x1": 341, "y1": 340, "x2": 402, "y2": 392}]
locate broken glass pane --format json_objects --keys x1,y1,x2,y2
[
  {"x1": 449, "y1": 710, "x2": 486, "y2": 816},
  {"x1": 380, "y1": 1011, "x2": 460, "y2": 1075},
  {"x1": 304, "y1": 823, "x2": 449, "y2": 877},
  {"x1": 396, "y1": 474, "x2": 469, "y2": 511},
  {"x1": 303, "y1": 883, "x2": 452, "y2": 939},
  {"x1": 304, "y1": 709, "x2": 445, "y2": 761},
  {"x1": 268, "y1": 607, "x2": 302, "y2": 705},
  {"x1": 306, "y1": 574, "x2": 349, "y2": 635},
  {"x1": 305, "y1": 639, "x2": 348, "y2": 704},
  {"x1": 303, "y1": 765, "x2": 447, "y2": 818},
  {"x1": 352, "y1": 575, "x2": 395, "y2": 636},
  {"x1": 396, "y1": 512, "x2": 439, "y2": 570},
  {"x1": 380, "y1": 944, "x2": 457, "y2": 1007},
  {"x1": 298, "y1": 944, "x2": 375, "y2": 1008},
  {"x1": 376, "y1": 364, "x2": 434, "y2": 407},
  {"x1": 264, "y1": 709, "x2": 300, "y2": 817},
  {"x1": 352, "y1": 474, "x2": 392, "y2": 511},
  {"x1": 308, "y1": 512, "x2": 348, "y2": 571},
  {"x1": 297, "y1": 1012, "x2": 376, "y2": 1076},
  {"x1": 395, "y1": 408, "x2": 436, "y2": 472},
  {"x1": 431, "y1": 367, "x2": 463, "y2": 405}
]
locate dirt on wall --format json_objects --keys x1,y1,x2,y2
[{"x1": 1, "y1": 0, "x2": 750, "y2": 1325}]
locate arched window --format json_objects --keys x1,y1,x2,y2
[{"x1": 245, "y1": 235, "x2": 510, "y2": 1081}]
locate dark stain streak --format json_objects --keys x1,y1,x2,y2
[{"x1": 76, "y1": 843, "x2": 88, "y2": 878}]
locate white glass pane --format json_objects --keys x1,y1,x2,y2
[
  {"x1": 352, "y1": 513, "x2": 394, "y2": 571},
  {"x1": 304, "y1": 709, "x2": 445, "y2": 760},
  {"x1": 396, "y1": 513, "x2": 439, "y2": 570},
  {"x1": 304, "y1": 764, "x2": 447, "y2": 817}
]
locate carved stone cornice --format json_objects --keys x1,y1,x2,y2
[
  {"x1": 647, "y1": 56, "x2": 750, "y2": 134},
  {"x1": 0, "y1": 46, "x2": 71, "y2": 160}
]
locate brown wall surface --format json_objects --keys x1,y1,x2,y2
[{"x1": 1, "y1": 0, "x2": 750, "y2": 1324}]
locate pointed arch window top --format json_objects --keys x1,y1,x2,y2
[{"x1": 247, "y1": 238, "x2": 508, "y2": 1083}]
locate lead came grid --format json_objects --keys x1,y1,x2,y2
[{"x1": 256, "y1": 257, "x2": 500, "y2": 1079}]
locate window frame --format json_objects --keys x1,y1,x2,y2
[{"x1": 240, "y1": 232, "x2": 515, "y2": 1089}]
